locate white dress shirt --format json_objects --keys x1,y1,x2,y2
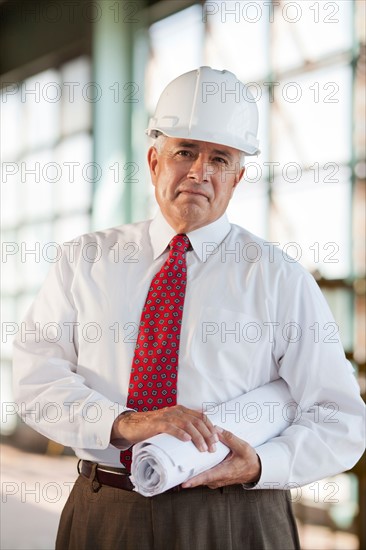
[{"x1": 13, "y1": 211, "x2": 365, "y2": 488}]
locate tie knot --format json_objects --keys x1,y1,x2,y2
[{"x1": 169, "y1": 234, "x2": 190, "y2": 254}]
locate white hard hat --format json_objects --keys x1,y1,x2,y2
[{"x1": 146, "y1": 66, "x2": 260, "y2": 156}]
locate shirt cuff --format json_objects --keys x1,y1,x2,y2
[
  {"x1": 241, "y1": 481, "x2": 258, "y2": 490},
  {"x1": 241, "y1": 453, "x2": 262, "y2": 490},
  {"x1": 109, "y1": 408, "x2": 137, "y2": 450},
  {"x1": 249, "y1": 441, "x2": 291, "y2": 490}
]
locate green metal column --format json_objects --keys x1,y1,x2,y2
[{"x1": 91, "y1": 0, "x2": 140, "y2": 228}]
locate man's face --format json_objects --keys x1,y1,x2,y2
[{"x1": 147, "y1": 137, "x2": 245, "y2": 233}]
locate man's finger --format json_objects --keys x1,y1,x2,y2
[
  {"x1": 216, "y1": 427, "x2": 246, "y2": 450},
  {"x1": 181, "y1": 462, "x2": 227, "y2": 488},
  {"x1": 151, "y1": 408, "x2": 219, "y2": 451}
]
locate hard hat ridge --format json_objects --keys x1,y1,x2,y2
[{"x1": 146, "y1": 66, "x2": 260, "y2": 156}]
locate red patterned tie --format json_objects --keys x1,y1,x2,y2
[{"x1": 120, "y1": 234, "x2": 190, "y2": 469}]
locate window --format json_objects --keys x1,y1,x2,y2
[{"x1": 1, "y1": 55, "x2": 93, "y2": 435}]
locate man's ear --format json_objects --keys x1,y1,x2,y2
[
  {"x1": 233, "y1": 166, "x2": 245, "y2": 188},
  {"x1": 147, "y1": 146, "x2": 159, "y2": 186},
  {"x1": 237, "y1": 166, "x2": 245, "y2": 184},
  {"x1": 230, "y1": 166, "x2": 245, "y2": 198}
]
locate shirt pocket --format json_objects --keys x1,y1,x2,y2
[{"x1": 190, "y1": 306, "x2": 272, "y2": 392}]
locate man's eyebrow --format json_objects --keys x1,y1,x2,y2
[
  {"x1": 174, "y1": 142, "x2": 234, "y2": 160},
  {"x1": 174, "y1": 141, "x2": 199, "y2": 149}
]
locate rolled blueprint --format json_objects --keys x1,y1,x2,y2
[{"x1": 131, "y1": 379, "x2": 297, "y2": 496}]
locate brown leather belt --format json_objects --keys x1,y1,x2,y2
[{"x1": 80, "y1": 460, "x2": 183, "y2": 493}]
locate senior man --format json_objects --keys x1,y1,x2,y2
[{"x1": 13, "y1": 67, "x2": 365, "y2": 550}]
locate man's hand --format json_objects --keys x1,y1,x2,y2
[
  {"x1": 181, "y1": 427, "x2": 261, "y2": 489},
  {"x1": 111, "y1": 406, "x2": 219, "y2": 453}
]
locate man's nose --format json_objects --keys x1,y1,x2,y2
[{"x1": 187, "y1": 155, "x2": 211, "y2": 182}]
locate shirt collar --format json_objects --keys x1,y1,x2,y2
[{"x1": 149, "y1": 210, "x2": 231, "y2": 262}]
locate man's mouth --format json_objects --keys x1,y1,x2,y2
[{"x1": 178, "y1": 190, "x2": 208, "y2": 199}]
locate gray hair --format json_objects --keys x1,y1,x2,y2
[{"x1": 153, "y1": 133, "x2": 167, "y2": 153}]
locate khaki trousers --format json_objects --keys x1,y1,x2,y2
[{"x1": 56, "y1": 471, "x2": 300, "y2": 550}]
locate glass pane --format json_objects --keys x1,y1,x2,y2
[
  {"x1": 271, "y1": 168, "x2": 351, "y2": 279},
  {"x1": 146, "y1": 4, "x2": 204, "y2": 113},
  {"x1": 271, "y1": 64, "x2": 352, "y2": 167},
  {"x1": 54, "y1": 214, "x2": 90, "y2": 243},
  {"x1": 1, "y1": 230, "x2": 19, "y2": 295},
  {"x1": 23, "y1": 69, "x2": 61, "y2": 152},
  {"x1": 204, "y1": 0, "x2": 269, "y2": 82},
  {"x1": 1, "y1": 175, "x2": 20, "y2": 228},
  {"x1": 20, "y1": 148, "x2": 55, "y2": 223},
  {"x1": 54, "y1": 132, "x2": 93, "y2": 214},
  {"x1": 60, "y1": 55, "x2": 92, "y2": 136},
  {"x1": 227, "y1": 178, "x2": 268, "y2": 237},
  {"x1": 0, "y1": 83, "x2": 24, "y2": 161},
  {"x1": 272, "y1": 1, "x2": 353, "y2": 72}
]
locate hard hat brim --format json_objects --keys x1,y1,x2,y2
[{"x1": 146, "y1": 126, "x2": 260, "y2": 157}]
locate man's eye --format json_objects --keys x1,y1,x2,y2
[
  {"x1": 213, "y1": 157, "x2": 229, "y2": 165},
  {"x1": 177, "y1": 150, "x2": 192, "y2": 158}
]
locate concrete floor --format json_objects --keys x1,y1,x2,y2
[{"x1": 1, "y1": 444, "x2": 78, "y2": 550}]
